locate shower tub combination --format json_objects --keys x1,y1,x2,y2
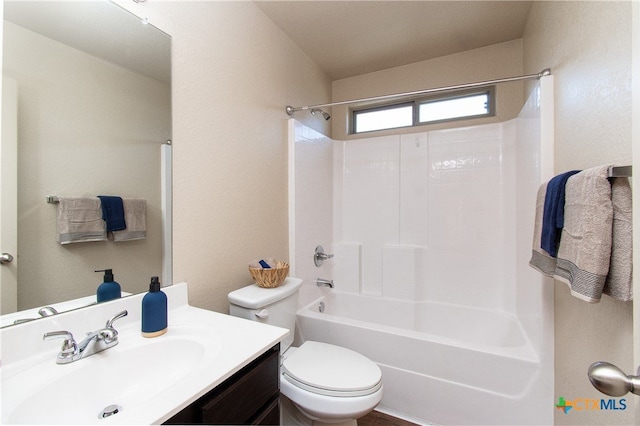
[
  {"x1": 289, "y1": 77, "x2": 554, "y2": 425},
  {"x1": 296, "y1": 291, "x2": 542, "y2": 425}
]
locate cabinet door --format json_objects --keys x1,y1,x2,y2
[
  {"x1": 163, "y1": 344, "x2": 280, "y2": 425},
  {"x1": 253, "y1": 398, "x2": 280, "y2": 425},
  {"x1": 201, "y1": 346, "x2": 280, "y2": 424}
]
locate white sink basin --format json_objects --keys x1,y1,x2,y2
[
  {"x1": 0, "y1": 283, "x2": 288, "y2": 425},
  {"x1": 2, "y1": 324, "x2": 221, "y2": 424}
]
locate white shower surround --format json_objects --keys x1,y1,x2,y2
[{"x1": 288, "y1": 78, "x2": 554, "y2": 425}]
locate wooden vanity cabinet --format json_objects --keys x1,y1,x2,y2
[{"x1": 164, "y1": 344, "x2": 280, "y2": 425}]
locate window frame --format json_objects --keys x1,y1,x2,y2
[
  {"x1": 350, "y1": 86, "x2": 496, "y2": 135},
  {"x1": 351, "y1": 101, "x2": 415, "y2": 134}
]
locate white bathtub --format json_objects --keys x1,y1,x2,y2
[{"x1": 295, "y1": 291, "x2": 545, "y2": 425}]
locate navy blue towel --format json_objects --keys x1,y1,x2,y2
[
  {"x1": 97, "y1": 196, "x2": 126, "y2": 232},
  {"x1": 541, "y1": 170, "x2": 581, "y2": 257}
]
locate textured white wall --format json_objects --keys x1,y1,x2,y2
[
  {"x1": 114, "y1": 1, "x2": 333, "y2": 314},
  {"x1": 523, "y1": 2, "x2": 635, "y2": 424}
]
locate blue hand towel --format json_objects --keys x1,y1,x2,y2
[
  {"x1": 97, "y1": 196, "x2": 127, "y2": 232},
  {"x1": 541, "y1": 170, "x2": 581, "y2": 257}
]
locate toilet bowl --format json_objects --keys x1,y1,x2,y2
[
  {"x1": 228, "y1": 278, "x2": 383, "y2": 425},
  {"x1": 281, "y1": 341, "x2": 383, "y2": 424}
]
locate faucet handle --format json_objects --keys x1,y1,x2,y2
[
  {"x1": 105, "y1": 310, "x2": 128, "y2": 329},
  {"x1": 314, "y1": 245, "x2": 335, "y2": 267},
  {"x1": 38, "y1": 306, "x2": 59, "y2": 317},
  {"x1": 43, "y1": 330, "x2": 78, "y2": 361},
  {"x1": 95, "y1": 327, "x2": 119, "y2": 345}
]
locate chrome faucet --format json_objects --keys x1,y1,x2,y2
[
  {"x1": 43, "y1": 310, "x2": 128, "y2": 364},
  {"x1": 317, "y1": 278, "x2": 334, "y2": 288}
]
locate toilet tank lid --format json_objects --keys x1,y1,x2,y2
[{"x1": 228, "y1": 277, "x2": 303, "y2": 309}]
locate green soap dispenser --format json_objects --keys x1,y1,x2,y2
[{"x1": 95, "y1": 269, "x2": 122, "y2": 303}]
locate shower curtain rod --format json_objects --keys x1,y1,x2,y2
[{"x1": 285, "y1": 68, "x2": 551, "y2": 116}]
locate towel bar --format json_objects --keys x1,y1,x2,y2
[{"x1": 608, "y1": 166, "x2": 632, "y2": 178}]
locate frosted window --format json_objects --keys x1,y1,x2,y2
[
  {"x1": 353, "y1": 105, "x2": 413, "y2": 133},
  {"x1": 419, "y1": 93, "x2": 490, "y2": 124},
  {"x1": 351, "y1": 87, "x2": 494, "y2": 134}
]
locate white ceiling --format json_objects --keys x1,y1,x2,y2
[
  {"x1": 255, "y1": 1, "x2": 533, "y2": 81},
  {"x1": 4, "y1": 1, "x2": 531, "y2": 86},
  {"x1": 4, "y1": 1, "x2": 171, "y2": 84}
]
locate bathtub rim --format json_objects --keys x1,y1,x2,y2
[{"x1": 297, "y1": 292, "x2": 540, "y2": 364}]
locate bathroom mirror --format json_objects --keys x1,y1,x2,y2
[{"x1": 1, "y1": 0, "x2": 171, "y2": 327}]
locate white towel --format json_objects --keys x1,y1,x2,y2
[
  {"x1": 553, "y1": 166, "x2": 613, "y2": 303},
  {"x1": 112, "y1": 199, "x2": 147, "y2": 241},
  {"x1": 57, "y1": 197, "x2": 107, "y2": 244},
  {"x1": 603, "y1": 177, "x2": 633, "y2": 301}
]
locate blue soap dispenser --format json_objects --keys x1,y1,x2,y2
[
  {"x1": 141, "y1": 276, "x2": 167, "y2": 338},
  {"x1": 95, "y1": 269, "x2": 121, "y2": 303}
]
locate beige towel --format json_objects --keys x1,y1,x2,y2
[
  {"x1": 553, "y1": 166, "x2": 613, "y2": 303},
  {"x1": 529, "y1": 181, "x2": 558, "y2": 276},
  {"x1": 112, "y1": 198, "x2": 147, "y2": 241},
  {"x1": 603, "y1": 177, "x2": 633, "y2": 301},
  {"x1": 57, "y1": 197, "x2": 107, "y2": 244}
]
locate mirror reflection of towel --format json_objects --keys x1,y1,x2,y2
[
  {"x1": 113, "y1": 199, "x2": 147, "y2": 241},
  {"x1": 57, "y1": 197, "x2": 107, "y2": 244},
  {"x1": 97, "y1": 196, "x2": 126, "y2": 232}
]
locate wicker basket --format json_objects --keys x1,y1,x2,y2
[{"x1": 249, "y1": 261, "x2": 289, "y2": 288}]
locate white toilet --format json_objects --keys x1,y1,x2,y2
[{"x1": 228, "y1": 277, "x2": 383, "y2": 426}]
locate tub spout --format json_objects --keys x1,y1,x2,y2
[{"x1": 317, "y1": 278, "x2": 334, "y2": 289}]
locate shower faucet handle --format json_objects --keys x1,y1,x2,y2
[{"x1": 314, "y1": 245, "x2": 334, "y2": 267}]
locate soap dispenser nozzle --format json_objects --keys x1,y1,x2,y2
[
  {"x1": 149, "y1": 276, "x2": 161, "y2": 292},
  {"x1": 95, "y1": 269, "x2": 114, "y2": 281}
]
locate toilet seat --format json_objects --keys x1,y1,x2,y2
[{"x1": 282, "y1": 341, "x2": 382, "y2": 397}]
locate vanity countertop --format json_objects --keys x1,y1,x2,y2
[{"x1": 0, "y1": 283, "x2": 288, "y2": 424}]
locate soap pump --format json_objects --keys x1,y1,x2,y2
[
  {"x1": 95, "y1": 269, "x2": 122, "y2": 303},
  {"x1": 141, "y1": 276, "x2": 167, "y2": 338}
]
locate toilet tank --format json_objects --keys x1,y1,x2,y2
[{"x1": 228, "y1": 277, "x2": 303, "y2": 351}]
